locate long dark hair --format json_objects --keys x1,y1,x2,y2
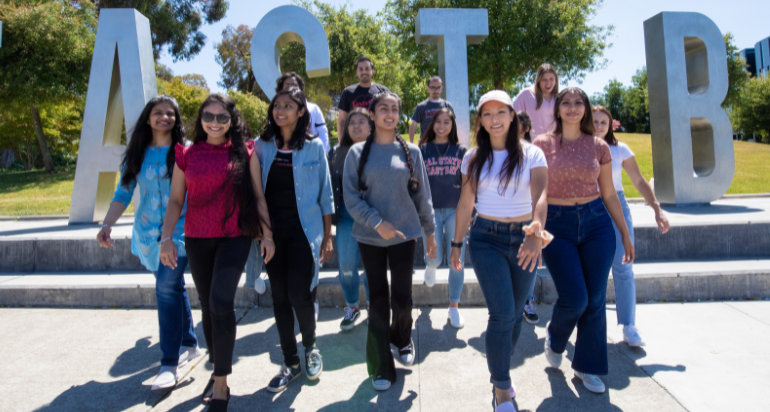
[
  {"x1": 275, "y1": 71, "x2": 305, "y2": 92},
  {"x1": 419, "y1": 108, "x2": 459, "y2": 146},
  {"x1": 120, "y1": 95, "x2": 184, "y2": 188},
  {"x1": 592, "y1": 105, "x2": 618, "y2": 146},
  {"x1": 534, "y1": 63, "x2": 559, "y2": 110},
  {"x1": 357, "y1": 91, "x2": 418, "y2": 194},
  {"x1": 261, "y1": 88, "x2": 314, "y2": 150},
  {"x1": 516, "y1": 111, "x2": 532, "y2": 142},
  {"x1": 552, "y1": 87, "x2": 595, "y2": 141},
  {"x1": 467, "y1": 101, "x2": 524, "y2": 195},
  {"x1": 335, "y1": 108, "x2": 369, "y2": 164},
  {"x1": 192, "y1": 94, "x2": 263, "y2": 239}
]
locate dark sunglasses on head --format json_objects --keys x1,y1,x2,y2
[{"x1": 201, "y1": 111, "x2": 231, "y2": 124}]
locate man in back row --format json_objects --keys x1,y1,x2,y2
[
  {"x1": 409, "y1": 76, "x2": 454, "y2": 143},
  {"x1": 337, "y1": 56, "x2": 390, "y2": 134}
]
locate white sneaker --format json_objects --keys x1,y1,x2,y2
[
  {"x1": 314, "y1": 300, "x2": 319, "y2": 322},
  {"x1": 424, "y1": 267, "x2": 436, "y2": 287},
  {"x1": 178, "y1": 346, "x2": 202, "y2": 368},
  {"x1": 254, "y1": 275, "x2": 266, "y2": 295},
  {"x1": 447, "y1": 307, "x2": 465, "y2": 329},
  {"x1": 397, "y1": 339, "x2": 415, "y2": 366},
  {"x1": 372, "y1": 375, "x2": 391, "y2": 391},
  {"x1": 543, "y1": 322, "x2": 562, "y2": 368},
  {"x1": 151, "y1": 366, "x2": 180, "y2": 390},
  {"x1": 623, "y1": 325, "x2": 646, "y2": 347},
  {"x1": 574, "y1": 370, "x2": 606, "y2": 393},
  {"x1": 510, "y1": 380, "x2": 516, "y2": 398},
  {"x1": 495, "y1": 401, "x2": 516, "y2": 412}
]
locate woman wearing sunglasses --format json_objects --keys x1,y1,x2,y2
[
  {"x1": 257, "y1": 88, "x2": 335, "y2": 393},
  {"x1": 161, "y1": 94, "x2": 273, "y2": 411}
]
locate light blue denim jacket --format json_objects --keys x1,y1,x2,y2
[
  {"x1": 255, "y1": 138, "x2": 334, "y2": 291},
  {"x1": 112, "y1": 145, "x2": 186, "y2": 272}
]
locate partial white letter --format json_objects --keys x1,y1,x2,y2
[
  {"x1": 69, "y1": 9, "x2": 157, "y2": 223},
  {"x1": 252, "y1": 5, "x2": 330, "y2": 101},
  {"x1": 416, "y1": 9, "x2": 488, "y2": 146},
  {"x1": 644, "y1": 12, "x2": 734, "y2": 205}
]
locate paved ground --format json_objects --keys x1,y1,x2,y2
[{"x1": 3, "y1": 301, "x2": 769, "y2": 411}]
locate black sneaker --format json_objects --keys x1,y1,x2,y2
[
  {"x1": 305, "y1": 347, "x2": 323, "y2": 380},
  {"x1": 266, "y1": 364, "x2": 302, "y2": 393},
  {"x1": 340, "y1": 306, "x2": 361, "y2": 331},
  {"x1": 397, "y1": 338, "x2": 415, "y2": 366},
  {"x1": 523, "y1": 300, "x2": 539, "y2": 325}
]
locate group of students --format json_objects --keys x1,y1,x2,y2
[{"x1": 95, "y1": 57, "x2": 670, "y2": 411}]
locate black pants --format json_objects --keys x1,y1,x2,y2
[
  {"x1": 185, "y1": 236, "x2": 251, "y2": 376},
  {"x1": 265, "y1": 223, "x2": 317, "y2": 367},
  {"x1": 358, "y1": 240, "x2": 416, "y2": 382}
]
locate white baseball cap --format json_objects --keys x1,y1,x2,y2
[{"x1": 477, "y1": 90, "x2": 513, "y2": 112}]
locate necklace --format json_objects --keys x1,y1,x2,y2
[{"x1": 433, "y1": 141, "x2": 451, "y2": 158}]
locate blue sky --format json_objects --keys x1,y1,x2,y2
[{"x1": 159, "y1": 0, "x2": 769, "y2": 97}]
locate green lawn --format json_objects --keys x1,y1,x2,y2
[{"x1": 1, "y1": 134, "x2": 768, "y2": 216}]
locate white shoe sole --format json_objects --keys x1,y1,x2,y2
[
  {"x1": 575, "y1": 372, "x2": 606, "y2": 394},
  {"x1": 151, "y1": 371, "x2": 181, "y2": 390},
  {"x1": 178, "y1": 347, "x2": 202, "y2": 368},
  {"x1": 447, "y1": 314, "x2": 465, "y2": 329},
  {"x1": 523, "y1": 314, "x2": 539, "y2": 325},
  {"x1": 307, "y1": 366, "x2": 323, "y2": 381},
  {"x1": 624, "y1": 337, "x2": 646, "y2": 347},
  {"x1": 266, "y1": 372, "x2": 302, "y2": 393},
  {"x1": 372, "y1": 380, "x2": 391, "y2": 391}
]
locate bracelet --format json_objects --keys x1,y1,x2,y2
[
  {"x1": 160, "y1": 237, "x2": 172, "y2": 244},
  {"x1": 450, "y1": 240, "x2": 464, "y2": 249},
  {"x1": 373, "y1": 220, "x2": 383, "y2": 230},
  {"x1": 522, "y1": 222, "x2": 554, "y2": 248},
  {"x1": 101, "y1": 224, "x2": 111, "y2": 230}
]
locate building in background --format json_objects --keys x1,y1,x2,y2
[
  {"x1": 739, "y1": 48, "x2": 756, "y2": 76},
  {"x1": 755, "y1": 37, "x2": 770, "y2": 76}
]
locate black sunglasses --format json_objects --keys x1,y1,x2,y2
[{"x1": 201, "y1": 111, "x2": 231, "y2": 124}]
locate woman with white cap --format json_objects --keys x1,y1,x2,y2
[{"x1": 450, "y1": 90, "x2": 550, "y2": 412}]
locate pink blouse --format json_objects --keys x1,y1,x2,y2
[
  {"x1": 512, "y1": 87, "x2": 556, "y2": 137},
  {"x1": 533, "y1": 134, "x2": 612, "y2": 199},
  {"x1": 175, "y1": 140, "x2": 255, "y2": 238}
]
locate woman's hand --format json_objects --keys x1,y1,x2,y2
[
  {"x1": 450, "y1": 245, "x2": 463, "y2": 271},
  {"x1": 518, "y1": 235, "x2": 542, "y2": 272},
  {"x1": 261, "y1": 239, "x2": 275, "y2": 264},
  {"x1": 160, "y1": 240, "x2": 178, "y2": 269},
  {"x1": 319, "y1": 235, "x2": 334, "y2": 263},
  {"x1": 654, "y1": 208, "x2": 670, "y2": 234},
  {"x1": 621, "y1": 234, "x2": 635, "y2": 264},
  {"x1": 96, "y1": 226, "x2": 114, "y2": 248},
  {"x1": 376, "y1": 221, "x2": 406, "y2": 241},
  {"x1": 425, "y1": 234, "x2": 437, "y2": 260}
]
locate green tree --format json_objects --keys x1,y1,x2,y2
[
  {"x1": 0, "y1": 0, "x2": 97, "y2": 172},
  {"x1": 157, "y1": 76, "x2": 209, "y2": 137},
  {"x1": 723, "y1": 32, "x2": 751, "y2": 110},
  {"x1": 91, "y1": 0, "x2": 228, "y2": 61},
  {"x1": 621, "y1": 68, "x2": 650, "y2": 133},
  {"x1": 214, "y1": 24, "x2": 269, "y2": 102},
  {"x1": 385, "y1": 0, "x2": 613, "y2": 95},
  {"x1": 732, "y1": 75, "x2": 770, "y2": 143}
]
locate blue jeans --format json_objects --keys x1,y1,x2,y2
[
  {"x1": 542, "y1": 198, "x2": 615, "y2": 375},
  {"x1": 611, "y1": 191, "x2": 636, "y2": 326},
  {"x1": 154, "y1": 256, "x2": 198, "y2": 367},
  {"x1": 469, "y1": 217, "x2": 536, "y2": 390},
  {"x1": 422, "y1": 207, "x2": 465, "y2": 303},
  {"x1": 337, "y1": 208, "x2": 369, "y2": 308},
  {"x1": 525, "y1": 267, "x2": 539, "y2": 302}
]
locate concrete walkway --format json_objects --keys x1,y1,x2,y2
[{"x1": 3, "y1": 301, "x2": 768, "y2": 411}]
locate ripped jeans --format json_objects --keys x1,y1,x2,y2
[{"x1": 336, "y1": 208, "x2": 369, "y2": 308}]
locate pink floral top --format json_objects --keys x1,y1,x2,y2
[{"x1": 533, "y1": 134, "x2": 612, "y2": 199}]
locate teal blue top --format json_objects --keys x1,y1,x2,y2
[{"x1": 112, "y1": 145, "x2": 186, "y2": 272}]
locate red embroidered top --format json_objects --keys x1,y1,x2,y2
[
  {"x1": 175, "y1": 140, "x2": 255, "y2": 238},
  {"x1": 533, "y1": 134, "x2": 612, "y2": 199}
]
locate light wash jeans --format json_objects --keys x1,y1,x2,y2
[
  {"x1": 422, "y1": 207, "x2": 465, "y2": 303},
  {"x1": 611, "y1": 191, "x2": 636, "y2": 326},
  {"x1": 154, "y1": 257, "x2": 198, "y2": 367},
  {"x1": 337, "y1": 207, "x2": 369, "y2": 308}
]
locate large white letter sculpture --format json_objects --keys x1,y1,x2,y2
[
  {"x1": 416, "y1": 9, "x2": 488, "y2": 146},
  {"x1": 251, "y1": 5, "x2": 331, "y2": 101},
  {"x1": 644, "y1": 12, "x2": 734, "y2": 205},
  {"x1": 69, "y1": 9, "x2": 156, "y2": 224}
]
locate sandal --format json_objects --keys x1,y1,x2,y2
[
  {"x1": 201, "y1": 374, "x2": 215, "y2": 404},
  {"x1": 207, "y1": 387, "x2": 230, "y2": 411}
]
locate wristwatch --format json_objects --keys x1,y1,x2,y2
[{"x1": 450, "y1": 240, "x2": 464, "y2": 249}]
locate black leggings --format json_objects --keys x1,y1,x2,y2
[
  {"x1": 185, "y1": 236, "x2": 251, "y2": 376},
  {"x1": 358, "y1": 240, "x2": 416, "y2": 382},
  {"x1": 265, "y1": 223, "x2": 317, "y2": 367}
]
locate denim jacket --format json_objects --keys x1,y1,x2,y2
[
  {"x1": 112, "y1": 145, "x2": 186, "y2": 272},
  {"x1": 255, "y1": 138, "x2": 335, "y2": 291}
]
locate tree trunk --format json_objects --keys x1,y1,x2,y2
[
  {"x1": 30, "y1": 104, "x2": 55, "y2": 173},
  {"x1": 247, "y1": 70, "x2": 255, "y2": 93}
]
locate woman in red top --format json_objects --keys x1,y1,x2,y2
[
  {"x1": 160, "y1": 94, "x2": 273, "y2": 411},
  {"x1": 533, "y1": 88, "x2": 634, "y2": 395}
]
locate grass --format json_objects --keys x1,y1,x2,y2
[{"x1": 1, "y1": 133, "x2": 768, "y2": 216}]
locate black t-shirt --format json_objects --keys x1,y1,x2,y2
[
  {"x1": 338, "y1": 83, "x2": 390, "y2": 112},
  {"x1": 265, "y1": 150, "x2": 301, "y2": 228}
]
